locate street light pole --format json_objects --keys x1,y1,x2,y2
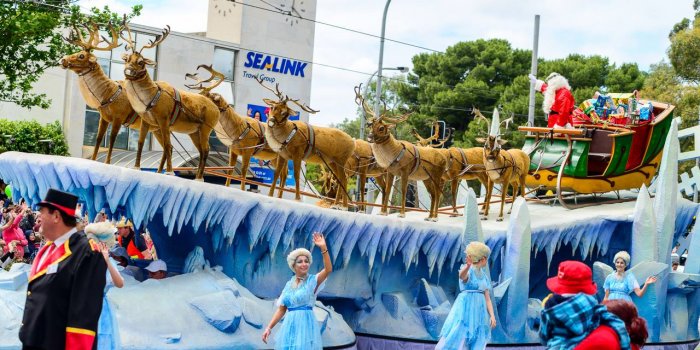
[
  {"x1": 359, "y1": 66, "x2": 408, "y2": 140},
  {"x1": 373, "y1": 0, "x2": 392, "y2": 125}
]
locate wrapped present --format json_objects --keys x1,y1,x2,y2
[
  {"x1": 609, "y1": 113, "x2": 629, "y2": 126},
  {"x1": 639, "y1": 102, "x2": 653, "y2": 121}
]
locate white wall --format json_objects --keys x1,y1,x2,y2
[{"x1": 234, "y1": 0, "x2": 317, "y2": 122}]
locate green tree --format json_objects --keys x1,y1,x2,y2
[
  {"x1": 668, "y1": 1, "x2": 700, "y2": 82},
  {"x1": 0, "y1": 119, "x2": 69, "y2": 155},
  {"x1": 0, "y1": 2, "x2": 141, "y2": 109}
]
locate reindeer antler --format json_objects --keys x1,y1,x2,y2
[
  {"x1": 92, "y1": 22, "x2": 120, "y2": 52},
  {"x1": 185, "y1": 64, "x2": 225, "y2": 94},
  {"x1": 139, "y1": 25, "x2": 170, "y2": 53},
  {"x1": 431, "y1": 127, "x2": 452, "y2": 148},
  {"x1": 288, "y1": 98, "x2": 319, "y2": 114},
  {"x1": 382, "y1": 111, "x2": 411, "y2": 125},
  {"x1": 472, "y1": 107, "x2": 491, "y2": 136},
  {"x1": 354, "y1": 84, "x2": 377, "y2": 121},
  {"x1": 120, "y1": 16, "x2": 136, "y2": 52},
  {"x1": 256, "y1": 76, "x2": 286, "y2": 101},
  {"x1": 499, "y1": 113, "x2": 514, "y2": 134}
]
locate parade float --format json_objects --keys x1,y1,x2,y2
[{"x1": 1, "y1": 20, "x2": 699, "y2": 350}]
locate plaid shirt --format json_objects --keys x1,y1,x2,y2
[{"x1": 539, "y1": 293, "x2": 631, "y2": 350}]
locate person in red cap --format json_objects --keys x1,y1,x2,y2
[
  {"x1": 539, "y1": 260, "x2": 631, "y2": 350},
  {"x1": 20, "y1": 188, "x2": 107, "y2": 350}
]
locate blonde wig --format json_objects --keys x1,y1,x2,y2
[
  {"x1": 287, "y1": 248, "x2": 312, "y2": 271},
  {"x1": 614, "y1": 251, "x2": 631, "y2": 268},
  {"x1": 465, "y1": 241, "x2": 491, "y2": 262},
  {"x1": 84, "y1": 221, "x2": 117, "y2": 248}
]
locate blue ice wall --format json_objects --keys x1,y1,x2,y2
[{"x1": 1, "y1": 152, "x2": 698, "y2": 344}]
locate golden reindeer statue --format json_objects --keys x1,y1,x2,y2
[
  {"x1": 356, "y1": 85, "x2": 447, "y2": 221},
  {"x1": 473, "y1": 108, "x2": 530, "y2": 221},
  {"x1": 258, "y1": 79, "x2": 355, "y2": 208},
  {"x1": 412, "y1": 123, "x2": 488, "y2": 217},
  {"x1": 61, "y1": 22, "x2": 149, "y2": 168},
  {"x1": 184, "y1": 65, "x2": 286, "y2": 190},
  {"x1": 120, "y1": 23, "x2": 220, "y2": 180}
]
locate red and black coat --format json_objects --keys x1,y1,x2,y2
[{"x1": 20, "y1": 231, "x2": 107, "y2": 350}]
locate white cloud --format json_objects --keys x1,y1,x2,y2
[{"x1": 79, "y1": 0, "x2": 695, "y2": 126}]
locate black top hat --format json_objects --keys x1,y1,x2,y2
[{"x1": 38, "y1": 188, "x2": 78, "y2": 217}]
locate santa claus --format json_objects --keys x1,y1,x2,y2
[{"x1": 529, "y1": 72, "x2": 575, "y2": 128}]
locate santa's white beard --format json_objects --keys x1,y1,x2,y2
[{"x1": 542, "y1": 75, "x2": 571, "y2": 114}]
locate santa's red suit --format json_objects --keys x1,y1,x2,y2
[{"x1": 532, "y1": 73, "x2": 575, "y2": 128}]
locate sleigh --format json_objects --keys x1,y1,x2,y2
[{"x1": 518, "y1": 99, "x2": 674, "y2": 209}]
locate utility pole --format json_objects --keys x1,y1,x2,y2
[
  {"x1": 696, "y1": 107, "x2": 700, "y2": 202},
  {"x1": 527, "y1": 15, "x2": 540, "y2": 129}
]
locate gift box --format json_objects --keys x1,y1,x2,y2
[
  {"x1": 639, "y1": 102, "x2": 653, "y2": 121},
  {"x1": 609, "y1": 114, "x2": 629, "y2": 126}
]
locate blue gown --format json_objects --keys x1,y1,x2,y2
[
  {"x1": 604, "y1": 271, "x2": 639, "y2": 302},
  {"x1": 436, "y1": 266, "x2": 491, "y2": 350},
  {"x1": 274, "y1": 273, "x2": 324, "y2": 350},
  {"x1": 98, "y1": 259, "x2": 120, "y2": 350}
]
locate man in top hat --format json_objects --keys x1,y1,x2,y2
[
  {"x1": 539, "y1": 260, "x2": 631, "y2": 350},
  {"x1": 529, "y1": 72, "x2": 575, "y2": 129},
  {"x1": 20, "y1": 189, "x2": 107, "y2": 350},
  {"x1": 115, "y1": 217, "x2": 150, "y2": 260}
]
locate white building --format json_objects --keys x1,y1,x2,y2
[{"x1": 0, "y1": 0, "x2": 317, "y2": 173}]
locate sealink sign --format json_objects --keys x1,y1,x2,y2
[{"x1": 243, "y1": 52, "x2": 308, "y2": 78}]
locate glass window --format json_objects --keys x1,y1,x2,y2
[
  {"x1": 209, "y1": 133, "x2": 228, "y2": 154},
  {"x1": 127, "y1": 128, "x2": 152, "y2": 151},
  {"x1": 97, "y1": 58, "x2": 110, "y2": 76},
  {"x1": 211, "y1": 82, "x2": 234, "y2": 106},
  {"x1": 213, "y1": 47, "x2": 235, "y2": 81},
  {"x1": 110, "y1": 62, "x2": 126, "y2": 81},
  {"x1": 105, "y1": 125, "x2": 129, "y2": 150},
  {"x1": 83, "y1": 110, "x2": 101, "y2": 146}
]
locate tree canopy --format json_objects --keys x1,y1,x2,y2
[
  {"x1": 0, "y1": 1, "x2": 141, "y2": 109},
  {"x1": 0, "y1": 119, "x2": 69, "y2": 155}
]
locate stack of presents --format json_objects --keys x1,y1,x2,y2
[{"x1": 574, "y1": 91, "x2": 654, "y2": 126}]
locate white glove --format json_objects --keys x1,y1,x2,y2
[{"x1": 528, "y1": 74, "x2": 537, "y2": 83}]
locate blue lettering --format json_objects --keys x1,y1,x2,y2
[
  {"x1": 295, "y1": 62, "x2": 307, "y2": 77},
  {"x1": 283, "y1": 60, "x2": 296, "y2": 75},
  {"x1": 261, "y1": 55, "x2": 272, "y2": 70},
  {"x1": 245, "y1": 51, "x2": 306, "y2": 79},
  {"x1": 244, "y1": 52, "x2": 255, "y2": 68},
  {"x1": 252, "y1": 53, "x2": 263, "y2": 69}
]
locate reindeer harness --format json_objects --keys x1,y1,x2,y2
[
  {"x1": 234, "y1": 118, "x2": 267, "y2": 155},
  {"x1": 276, "y1": 122, "x2": 316, "y2": 160},
  {"x1": 141, "y1": 86, "x2": 184, "y2": 127},
  {"x1": 77, "y1": 64, "x2": 140, "y2": 126},
  {"x1": 389, "y1": 144, "x2": 421, "y2": 176}
]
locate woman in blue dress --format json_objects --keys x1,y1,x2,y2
[
  {"x1": 262, "y1": 232, "x2": 332, "y2": 349},
  {"x1": 436, "y1": 241, "x2": 496, "y2": 350},
  {"x1": 603, "y1": 251, "x2": 656, "y2": 302},
  {"x1": 85, "y1": 222, "x2": 125, "y2": 350}
]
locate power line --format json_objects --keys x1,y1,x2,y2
[{"x1": 226, "y1": 0, "x2": 443, "y2": 53}]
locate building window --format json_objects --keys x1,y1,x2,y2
[
  {"x1": 213, "y1": 47, "x2": 235, "y2": 81},
  {"x1": 84, "y1": 29, "x2": 158, "y2": 152}
]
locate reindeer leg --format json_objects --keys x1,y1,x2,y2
[
  {"x1": 240, "y1": 154, "x2": 252, "y2": 191},
  {"x1": 269, "y1": 157, "x2": 281, "y2": 197},
  {"x1": 134, "y1": 120, "x2": 149, "y2": 170},
  {"x1": 498, "y1": 182, "x2": 509, "y2": 222},
  {"x1": 450, "y1": 179, "x2": 459, "y2": 217},
  {"x1": 293, "y1": 158, "x2": 302, "y2": 201},
  {"x1": 433, "y1": 178, "x2": 443, "y2": 222},
  {"x1": 332, "y1": 163, "x2": 348, "y2": 210},
  {"x1": 380, "y1": 173, "x2": 393, "y2": 216},
  {"x1": 482, "y1": 179, "x2": 493, "y2": 220},
  {"x1": 188, "y1": 132, "x2": 204, "y2": 181},
  {"x1": 277, "y1": 160, "x2": 288, "y2": 198},
  {"x1": 424, "y1": 180, "x2": 435, "y2": 221},
  {"x1": 399, "y1": 175, "x2": 409, "y2": 218},
  {"x1": 358, "y1": 171, "x2": 367, "y2": 212},
  {"x1": 152, "y1": 130, "x2": 167, "y2": 173},
  {"x1": 106, "y1": 120, "x2": 122, "y2": 165},
  {"x1": 226, "y1": 148, "x2": 237, "y2": 187},
  {"x1": 508, "y1": 181, "x2": 518, "y2": 214},
  {"x1": 93, "y1": 117, "x2": 109, "y2": 162}
]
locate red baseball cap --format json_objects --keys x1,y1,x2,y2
[{"x1": 546, "y1": 260, "x2": 597, "y2": 295}]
